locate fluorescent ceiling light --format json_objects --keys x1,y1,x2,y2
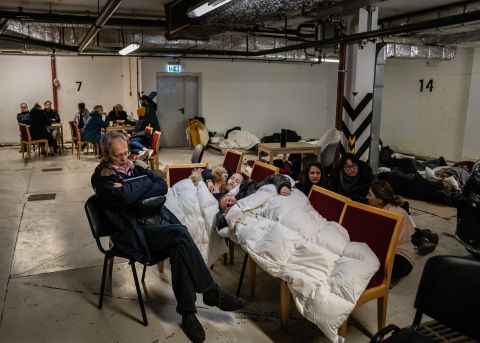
[
  {"x1": 119, "y1": 43, "x2": 140, "y2": 55},
  {"x1": 323, "y1": 58, "x2": 339, "y2": 63},
  {"x1": 187, "y1": 0, "x2": 233, "y2": 18}
]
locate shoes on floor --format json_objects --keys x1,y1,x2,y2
[
  {"x1": 416, "y1": 228, "x2": 439, "y2": 244},
  {"x1": 203, "y1": 284, "x2": 246, "y2": 311},
  {"x1": 415, "y1": 237, "x2": 437, "y2": 256},
  {"x1": 181, "y1": 313, "x2": 205, "y2": 343}
]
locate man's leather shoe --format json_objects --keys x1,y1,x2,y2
[
  {"x1": 203, "y1": 285, "x2": 246, "y2": 311},
  {"x1": 181, "y1": 313, "x2": 205, "y2": 343}
]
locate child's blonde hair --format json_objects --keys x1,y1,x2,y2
[{"x1": 212, "y1": 165, "x2": 228, "y2": 193}]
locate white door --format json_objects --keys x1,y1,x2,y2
[{"x1": 157, "y1": 75, "x2": 199, "y2": 147}]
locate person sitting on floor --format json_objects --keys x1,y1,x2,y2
[
  {"x1": 295, "y1": 161, "x2": 326, "y2": 196},
  {"x1": 329, "y1": 153, "x2": 374, "y2": 203},
  {"x1": 17, "y1": 103, "x2": 30, "y2": 125},
  {"x1": 81, "y1": 105, "x2": 108, "y2": 155},
  {"x1": 29, "y1": 103, "x2": 57, "y2": 155},
  {"x1": 367, "y1": 180, "x2": 438, "y2": 284},
  {"x1": 91, "y1": 131, "x2": 245, "y2": 343},
  {"x1": 73, "y1": 102, "x2": 90, "y2": 129}
]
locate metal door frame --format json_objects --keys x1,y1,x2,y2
[{"x1": 156, "y1": 72, "x2": 202, "y2": 116}]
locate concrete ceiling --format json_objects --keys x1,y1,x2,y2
[{"x1": 0, "y1": 0, "x2": 479, "y2": 60}]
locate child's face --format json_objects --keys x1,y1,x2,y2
[{"x1": 227, "y1": 173, "x2": 243, "y2": 189}]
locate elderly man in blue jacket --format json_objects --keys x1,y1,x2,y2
[{"x1": 91, "y1": 131, "x2": 245, "y2": 343}]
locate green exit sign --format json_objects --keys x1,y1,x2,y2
[{"x1": 167, "y1": 64, "x2": 183, "y2": 73}]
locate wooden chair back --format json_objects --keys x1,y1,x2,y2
[
  {"x1": 308, "y1": 186, "x2": 350, "y2": 222},
  {"x1": 337, "y1": 200, "x2": 403, "y2": 336},
  {"x1": 148, "y1": 131, "x2": 161, "y2": 170},
  {"x1": 223, "y1": 149, "x2": 244, "y2": 175},
  {"x1": 339, "y1": 201, "x2": 402, "y2": 289},
  {"x1": 166, "y1": 163, "x2": 209, "y2": 187},
  {"x1": 18, "y1": 123, "x2": 31, "y2": 143},
  {"x1": 145, "y1": 126, "x2": 153, "y2": 135},
  {"x1": 250, "y1": 161, "x2": 279, "y2": 183}
]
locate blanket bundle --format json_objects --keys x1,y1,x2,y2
[
  {"x1": 226, "y1": 185, "x2": 380, "y2": 343},
  {"x1": 165, "y1": 179, "x2": 227, "y2": 267}
]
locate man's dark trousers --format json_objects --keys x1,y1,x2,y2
[{"x1": 143, "y1": 221, "x2": 214, "y2": 314}]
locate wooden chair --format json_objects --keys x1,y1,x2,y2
[
  {"x1": 72, "y1": 123, "x2": 90, "y2": 159},
  {"x1": 68, "y1": 121, "x2": 78, "y2": 155},
  {"x1": 18, "y1": 123, "x2": 50, "y2": 159},
  {"x1": 250, "y1": 160, "x2": 279, "y2": 182},
  {"x1": 278, "y1": 200, "x2": 403, "y2": 332},
  {"x1": 223, "y1": 149, "x2": 244, "y2": 175},
  {"x1": 237, "y1": 160, "x2": 280, "y2": 296},
  {"x1": 337, "y1": 201, "x2": 403, "y2": 336},
  {"x1": 145, "y1": 126, "x2": 153, "y2": 135},
  {"x1": 147, "y1": 131, "x2": 161, "y2": 171},
  {"x1": 166, "y1": 163, "x2": 208, "y2": 187},
  {"x1": 308, "y1": 185, "x2": 350, "y2": 222}
]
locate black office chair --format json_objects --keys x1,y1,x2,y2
[
  {"x1": 84, "y1": 195, "x2": 164, "y2": 326},
  {"x1": 191, "y1": 144, "x2": 205, "y2": 163},
  {"x1": 370, "y1": 255, "x2": 480, "y2": 343}
]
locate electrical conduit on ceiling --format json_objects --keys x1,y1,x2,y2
[{"x1": 78, "y1": 0, "x2": 123, "y2": 52}]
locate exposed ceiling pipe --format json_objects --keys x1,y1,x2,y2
[
  {"x1": 0, "y1": 33, "x2": 78, "y2": 52},
  {"x1": 78, "y1": 0, "x2": 123, "y2": 52},
  {"x1": 379, "y1": 0, "x2": 480, "y2": 27},
  {"x1": 3, "y1": 9, "x2": 480, "y2": 58},
  {"x1": 0, "y1": 10, "x2": 166, "y2": 27},
  {"x1": 255, "y1": 9, "x2": 480, "y2": 56}
]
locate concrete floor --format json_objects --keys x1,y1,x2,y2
[{"x1": 0, "y1": 145, "x2": 469, "y2": 343}]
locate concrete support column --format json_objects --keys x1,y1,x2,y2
[
  {"x1": 340, "y1": 7, "x2": 378, "y2": 162},
  {"x1": 462, "y1": 47, "x2": 480, "y2": 160}
]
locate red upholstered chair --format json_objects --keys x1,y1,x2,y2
[
  {"x1": 240, "y1": 161, "x2": 279, "y2": 299},
  {"x1": 250, "y1": 161, "x2": 279, "y2": 182},
  {"x1": 337, "y1": 201, "x2": 403, "y2": 337},
  {"x1": 308, "y1": 185, "x2": 350, "y2": 222},
  {"x1": 223, "y1": 149, "x2": 244, "y2": 175},
  {"x1": 145, "y1": 126, "x2": 153, "y2": 135},
  {"x1": 279, "y1": 200, "x2": 403, "y2": 332},
  {"x1": 147, "y1": 131, "x2": 161, "y2": 171},
  {"x1": 166, "y1": 163, "x2": 208, "y2": 187}
]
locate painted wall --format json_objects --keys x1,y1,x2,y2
[
  {"x1": 0, "y1": 55, "x2": 138, "y2": 144},
  {"x1": 380, "y1": 48, "x2": 474, "y2": 161},
  {"x1": 141, "y1": 58, "x2": 339, "y2": 141},
  {"x1": 462, "y1": 47, "x2": 480, "y2": 161}
]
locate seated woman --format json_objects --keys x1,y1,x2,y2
[
  {"x1": 295, "y1": 161, "x2": 325, "y2": 196},
  {"x1": 329, "y1": 153, "x2": 373, "y2": 203},
  {"x1": 81, "y1": 105, "x2": 108, "y2": 155},
  {"x1": 367, "y1": 180, "x2": 415, "y2": 282}
]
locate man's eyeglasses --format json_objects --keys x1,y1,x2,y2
[{"x1": 344, "y1": 164, "x2": 358, "y2": 171}]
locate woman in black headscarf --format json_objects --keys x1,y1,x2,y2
[{"x1": 328, "y1": 153, "x2": 374, "y2": 203}]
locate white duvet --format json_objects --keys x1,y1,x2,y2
[
  {"x1": 165, "y1": 179, "x2": 227, "y2": 267},
  {"x1": 225, "y1": 185, "x2": 380, "y2": 343}
]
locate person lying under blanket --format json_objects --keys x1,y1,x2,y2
[
  {"x1": 215, "y1": 174, "x2": 293, "y2": 229},
  {"x1": 190, "y1": 167, "x2": 247, "y2": 199}
]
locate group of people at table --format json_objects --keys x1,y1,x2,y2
[
  {"x1": 16, "y1": 94, "x2": 160, "y2": 157},
  {"x1": 91, "y1": 130, "x2": 440, "y2": 342}
]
